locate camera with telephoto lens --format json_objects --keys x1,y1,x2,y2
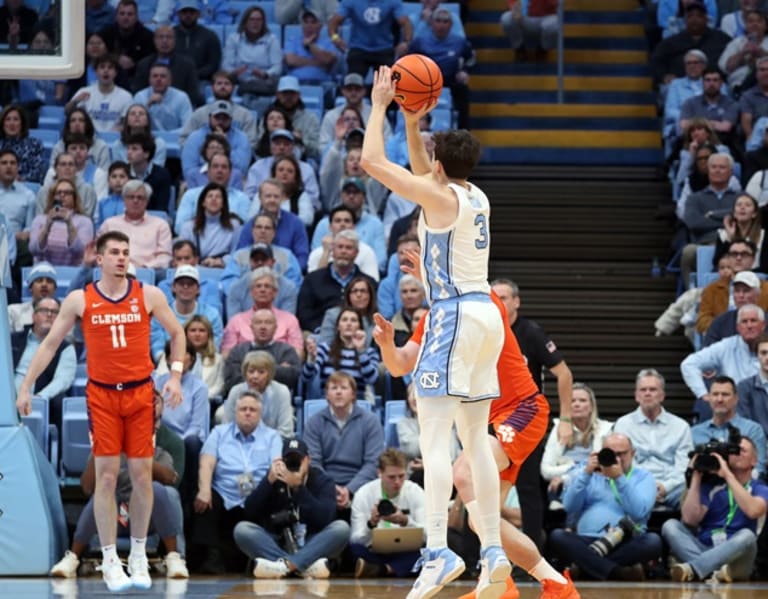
[
  {"x1": 689, "y1": 424, "x2": 741, "y2": 473},
  {"x1": 377, "y1": 498, "x2": 396, "y2": 517},
  {"x1": 588, "y1": 516, "x2": 636, "y2": 556},
  {"x1": 269, "y1": 507, "x2": 300, "y2": 553},
  {"x1": 597, "y1": 448, "x2": 618, "y2": 468}
]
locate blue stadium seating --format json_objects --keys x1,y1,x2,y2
[
  {"x1": 60, "y1": 396, "x2": 90, "y2": 478},
  {"x1": 38, "y1": 105, "x2": 66, "y2": 131},
  {"x1": 93, "y1": 266, "x2": 156, "y2": 286},
  {"x1": 383, "y1": 400, "x2": 407, "y2": 448},
  {"x1": 21, "y1": 396, "x2": 58, "y2": 466},
  {"x1": 695, "y1": 246, "x2": 717, "y2": 288},
  {"x1": 402, "y1": 1, "x2": 465, "y2": 38},
  {"x1": 70, "y1": 363, "x2": 88, "y2": 397},
  {"x1": 21, "y1": 265, "x2": 83, "y2": 301},
  {"x1": 153, "y1": 130, "x2": 181, "y2": 159}
]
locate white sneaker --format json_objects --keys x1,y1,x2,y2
[
  {"x1": 301, "y1": 558, "x2": 330, "y2": 579},
  {"x1": 164, "y1": 551, "x2": 189, "y2": 579},
  {"x1": 98, "y1": 560, "x2": 132, "y2": 593},
  {"x1": 712, "y1": 563, "x2": 733, "y2": 583},
  {"x1": 406, "y1": 547, "x2": 466, "y2": 599},
  {"x1": 476, "y1": 545, "x2": 512, "y2": 599},
  {"x1": 50, "y1": 551, "x2": 80, "y2": 578},
  {"x1": 253, "y1": 558, "x2": 289, "y2": 579},
  {"x1": 128, "y1": 554, "x2": 152, "y2": 589}
]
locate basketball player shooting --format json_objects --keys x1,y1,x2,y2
[
  {"x1": 361, "y1": 66, "x2": 510, "y2": 599},
  {"x1": 16, "y1": 231, "x2": 186, "y2": 593}
]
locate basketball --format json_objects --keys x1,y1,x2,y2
[{"x1": 391, "y1": 54, "x2": 443, "y2": 112}]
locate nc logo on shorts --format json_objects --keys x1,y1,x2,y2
[
  {"x1": 363, "y1": 7, "x2": 381, "y2": 24},
  {"x1": 496, "y1": 424, "x2": 516, "y2": 444},
  {"x1": 419, "y1": 371, "x2": 440, "y2": 390}
]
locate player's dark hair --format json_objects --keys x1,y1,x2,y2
[
  {"x1": 173, "y1": 238, "x2": 199, "y2": 257},
  {"x1": 433, "y1": 130, "x2": 481, "y2": 180},
  {"x1": 125, "y1": 132, "x2": 156, "y2": 161},
  {"x1": 96, "y1": 231, "x2": 130, "y2": 253}
]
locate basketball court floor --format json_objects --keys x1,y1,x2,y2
[{"x1": 9, "y1": 577, "x2": 768, "y2": 598}]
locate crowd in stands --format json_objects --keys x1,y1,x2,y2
[{"x1": 1, "y1": 0, "x2": 767, "y2": 588}]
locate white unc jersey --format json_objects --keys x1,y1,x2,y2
[{"x1": 417, "y1": 182, "x2": 491, "y2": 304}]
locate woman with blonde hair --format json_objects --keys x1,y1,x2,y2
[{"x1": 29, "y1": 178, "x2": 94, "y2": 265}]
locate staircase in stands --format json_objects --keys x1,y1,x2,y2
[{"x1": 467, "y1": 0, "x2": 662, "y2": 166}]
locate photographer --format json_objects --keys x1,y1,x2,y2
[
  {"x1": 350, "y1": 448, "x2": 426, "y2": 578},
  {"x1": 233, "y1": 438, "x2": 350, "y2": 579},
  {"x1": 662, "y1": 436, "x2": 768, "y2": 582},
  {"x1": 549, "y1": 433, "x2": 662, "y2": 581}
]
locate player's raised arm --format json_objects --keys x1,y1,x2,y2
[
  {"x1": 403, "y1": 101, "x2": 436, "y2": 176},
  {"x1": 372, "y1": 313, "x2": 420, "y2": 376}
]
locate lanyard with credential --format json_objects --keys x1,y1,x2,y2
[
  {"x1": 608, "y1": 467, "x2": 633, "y2": 505},
  {"x1": 238, "y1": 437, "x2": 256, "y2": 472},
  {"x1": 724, "y1": 482, "x2": 752, "y2": 529}
]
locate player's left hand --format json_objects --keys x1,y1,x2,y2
[
  {"x1": 556, "y1": 419, "x2": 573, "y2": 446},
  {"x1": 372, "y1": 66, "x2": 396, "y2": 107},
  {"x1": 162, "y1": 376, "x2": 183, "y2": 409},
  {"x1": 402, "y1": 98, "x2": 437, "y2": 123},
  {"x1": 399, "y1": 248, "x2": 422, "y2": 280}
]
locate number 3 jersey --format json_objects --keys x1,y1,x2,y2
[
  {"x1": 82, "y1": 280, "x2": 154, "y2": 383},
  {"x1": 417, "y1": 181, "x2": 492, "y2": 304}
]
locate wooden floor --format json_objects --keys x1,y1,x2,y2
[{"x1": 18, "y1": 577, "x2": 768, "y2": 598}]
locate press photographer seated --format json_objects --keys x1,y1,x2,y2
[
  {"x1": 548, "y1": 433, "x2": 663, "y2": 581},
  {"x1": 662, "y1": 436, "x2": 768, "y2": 583}
]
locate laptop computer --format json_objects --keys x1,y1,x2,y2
[{"x1": 370, "y1": 527, "x2": 424, "y2": 554}]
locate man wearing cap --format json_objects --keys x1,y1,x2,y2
[
  {"x1": 176, "y1": 153, "x2": 252, "y2": 234},
  {"x1": 311, "y1": 177, "x2": 387, "y2": 272},
  {"x1": 222, "y1": 267, "x2": 304, "y2": 358},
  {"x1": 12, "y1": 296, "x2": 76, "y2": 431},
  {"x1": 223, "y1": 214, "x2": 303, "y2": 292},
  {"x1": 131, "y1": 25, "x2": 204, "y2": 107},
  {"x1": 682, "y1": 303, "x2": 766, "y2": 420},
  {"x1": 132, "y1": 62, "x2": 194, "y2": 132},
  {"x1": 705, "y1": 270, "x2": 762, "y2": 345},
  {"x1": 244, "y1": 130, "x2": 320, "y2": 212},
  {"x1": 180, "y1": 71, "x2": 258, "y2": 146},
  {"x1": 174, "y1": 0, "x2": 223, "y2": 87},
  {"x1": 150, "y1": 264, "x2": 223, "y2": 361},
  {"x1": 225, "y1": 243, "x2": 299, "y2": 317},
  {"x1": 320, "y1": 73, "x2": 393, "y2": 150},
  {"x1": 233, "y1": 437, "x2": 350, "y2": 580},
  {"x1": 328, "y1": 0, "x2": 412, "y2": 77},
  {"x1": 308, "y1": 205, "x2": 379, "y2": 281},
  {"x1": 181, "y1": 100, "x2": 252, "y2": 179},
  {"x1": 158, "y1": 239, "x2": 222, "y2": 311},
  {"x1": 268, "y1": 75, "x2": 323, "y2": 162},
  {"x1": 284, "y1": 10, "x2": 339, "y2": 105},
  {"x1": 277, "y1": 0, "x2": 339, "y2": 25},
  {"x1": 8, "y1": 261, "x2": 57, "y2": 332}
]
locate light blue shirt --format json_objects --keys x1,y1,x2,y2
[
  {"x1": 681, "y1": 335, "x2": 760, "y2": 399},
  {"x1": 14, "y1": 332, "x2": 77, "y2": 399},
  {"x1": 613, "y1": 407, "x2": 693, "y2": 496},
  {"x1": 158, "y1": 277, "x2": 222, "y2": 313},
  {"x1": 181, "y1": 125, "x2": 252, "y2": 182},
  {"x1": 132, "y1": 86, "x2": 193, "y2": 132},
  {"x1": 244, "y1": 156, "x2": 320, "y2": 212},
  {"x1": 155, "y1": 370, "x2": 209, "y2": 442},
  {"x1": 174, "y1": 185, "x2": 252, "y2": 235},
  {"x1": 202, "y1": 420, "x2": 282, "y2": 509},
  {"x1": 220, "y1": 245, "x2": 303, "y2": 293},
  {"x1": 226, "y1": 270, "x2": 297, "y2": 317},
  {"x1": 337, "y1": 0, "x2": 406, "y2": 52},
  {"x1": 0, "y1": 182, "x2": 35, "y2": 235},
  {"x1": 664, "y1": 76, "x2": 702, "y2": 136},
  {"x1": 179, "y1": 215, "x2": 241, "y2": 260},
  {"x1": 222, "y1": 32, "x2": 283, "y2": 79},
  {"x1": 692, "y1": 415, "x2": 767, "y2": 474},
  {"x1": 311, "y1": 213, "x2": 387, "y2": 271},
  {"x1": 150, "y1": 300, "x2": 223, "y2": 359},
  {"x1": 284, "y1": 27, "x2": 338, "y2": 82},
  {"x1": 563, "y1": 464, "x2": 657, "y2": 537}
]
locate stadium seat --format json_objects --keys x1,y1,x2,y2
[
  {"x1": 21, "y1": 265, "x2": 83, "y2": 301},
  {"x1": 70, "y1": 362, "x2": 88, "y2": 397},
  {"x1": 29, "y1": 128, "x2": 60, "y2": 151},
  {"x1": 21, "y1": 396, "x2": 58, "y2": 465},
  {"x1": 38, "y1": 105, "x2": 66, "y2": 131},
  {"x1": 207, "y1": 23, "x2": 227, "y2": 47},
  {"x1": 383, "y1": 400, "x2": 407, "y2": 448},
  {"x1": 153, "y1": 130, "x2": 181, "y2": 159},
  {"x1": 96, "y1": 130, "x2": 119, "y2": 145},
  {"x1": 695, "y1": 246, "x2": 717, "y2": 288},
  {"x1": 60, "y1": 396, "x2": 90, "y2": 477}
]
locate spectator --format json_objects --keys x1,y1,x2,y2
[
  {"x1": 157, "y1": 239, "x2": 222, "y2": 311},
  {"x1": 308, "y1": 206, "x2": 379, "y2": 280},
  {"x1": 224, "y1": 243, "x2": 298, "y2": 316},
  {"x1": 244, "y1": 132, "x2": 320, "y2": 215},
  {"x1": 377, "y1": 234, "x2": 421, "y2": 319},
  {"x1": 673, "y1": 118, "x2": 733, "y2": 200},
  {"x1": 234, "y1": 437, "x2": 350, "y2": 580},
  {"x1": 219, "y1": 351, "x2": 294, "y2": 439},
  {"x1": 311, "y1": 177, "x2": 387, "y2": 271},
  {"x1": 0, "y1": 149, "x2": 35, "y2": 253},
  {"x1": 181, "y1": 100, "x2": 252, "y2": 182},
  {"x1": 12, "y1": 296, "x2": 76, "y2": 431},
  {"x1": 192, "y1": 391, "x2": 282, "y2": 574},
  {"x1": 740, "y1": 55, "x2": 768, "y2": 139},
  {"x1": 179, "y1": 182, "x2": 241, "y2": 267},
  {"x1": 0, "y1": 104, "x2": 45, "y2": 184},
  {"x1": 86, "y1": 1, "x2": 114, "y2": 35},
  {"x1": 110, "y1": 103, "x2": 168, "y2": 166},
  {"x1": 222, "y1": 6, "x2": 283, "y2": 112},
  {"x1": 271, "y1": 154, "x2": 315, "y2": 228},
  {"x1": 29, "y1": 179, "x2": 94, "y2": 266},
  {"x1": 98, "y1": 0, "x2": 156, "y2": 89},
  {"x1": 253, "y1": 106, "x2": 295, "y2": 159},
  {"x1": 691, "y1": 375, "x2": 767, "y2": 472},
  {"x1": 651, "y1": 2, "x2": 731, "y2": 88},
  {"x1": 132, "y1": 25, "x2": 203, "y2": 106},
  {"x1": 350, "y1": 448, "x2": 425, "y2": 577},
  {"x1": 49, "y1": 108, "x2": 111, "y2": 170},
  {"x1": 704, "y1": 269, "x2": 763, "y2": 345},
  {"x1": 132, "y1": 63, "x2": 193, "y2": 132},
  {"x1": 268, "y1": 75, "x2": 322, "y2": 163},
  {"x1": 68, "y1": 31, "x2": 110, "y2": 91},
  {"x1": 682, "y1": 303, "x2": 765, "y2": 420},
  {"x1": 66, "y1": 54, "x2": 133, "y2": 132},
  {"x1": 664, "y1": 49, "x2": 706, "y2": 142},
  {"x1": 318, "y1": 275, "x2": 379, "y2": 346},
  {"x1": 173, "y1": 0, "x2": 223, "y2": 86},
  {"x1": 36, "y1": 153, "x2": 98, "y2": 219},
  {"x1": 676, "y1": 142, "x2": 719, "y2": 209},
  {"x1": 0, "y1": 0, "x2": 38, "y2": 48},
  {"x1": 743, "y1": 124, "x2": 768, "y2": 184},
  {"x1": 123, "y1": 133, "x2": 173, "y2": 212},
  {"x1": 541, "y1": 382, "x2": 614, "y2": 508},
  {"x1": 17, "y1": 28, "x2": 67, "y2": 114},
  {"x1": 613, "y1": 368, "x2": 694, "y2": 508},
  {"x1": 500, "y1": 0, "x2": 559, "y2": 61},
  {"x1": 328, "y1": 0, "x2": 412, "y2": 77},
  {"x1": 679, "y1": 67, "x2": 739, "y2": 145},
  {"x1": 303, "y1": 307, "x2": 380, "y2": 394},
  {"x1": 8, "y1": 261, "x2": 56, "y2": 333},
  {"x1": 319, "y1": 105, "x2": 364, "y2": 157},
  {"x1": 718, "y1": 7, "x2": 768, "y2": 90},
  {"x1": 297, "y1": 230, "x2": 378, "y2": 332},
  {"x1": 283, "y1": 9, "x2": 339, "y2": 103},
  {"x1": 149, "y1": 264, "x2": 223, "y2": 361},
  {"x1": 223, "y1": 308, "x2": 302, "y2": 395},
  {"x1": 179, "y1": 72, "x2": 258, "y2": 147},
  {"x1": 662, "y1": 436, "x2": 768, "y2": 582},
  {"x1": 42, "y1": 133, "x2": 109, "y2": 206},
  {"x1": 719, "y1": 0, "x2": 754, "y2": 37},
  {"x1": 157, "y1": 315, "x2": 225, "y2": 399},
  {"x1": 241, "y1": 178, "x2": 310, "y2": 270},
  {"x1": 302, "y1": 372, "x2": 385, "y2": 511},
  {"x1": 185, "y1": 133, "x2": 244, "y2": 190},
  {"x1": 737, "y1": 332, "x2": 768, "y2": 438},
  {"x1": 548, "y1": 433, "x2": 663, "y2": 581},
  {"x1": 276, "y1": 1, "x2": 339, "y2": 25},
  {"x1": 98, "y1": 179, "x2": 172, "y2": 268},
  {"x1": 221, "y1": 267, "x2": 304, "y2": 358},
  {"x1": 715, "y1": 193, "x2": 767, "y2": 264}
]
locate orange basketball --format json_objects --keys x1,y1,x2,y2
[{"x1": 392, "y1": 54, "x2": 443, "y2": 112}]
